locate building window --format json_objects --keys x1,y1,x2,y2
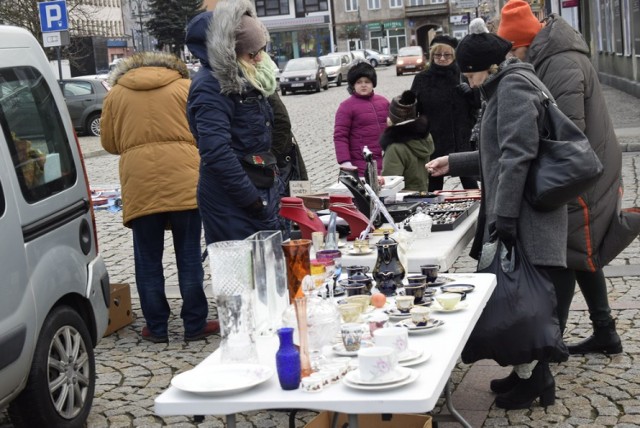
[
  {"x1": 295, "y1": 0, "x2": 328, "y2": 15},
  {"x1": 345, "y1": 0, "x2": 358, "y2": 12},
  {"x1": 431, "y1": 0, "x2": 446, "y2": 4},
  {"x1": 408, "y1": 0, "x2": 426, "y2": 5},
  {"x1": 368, "y1": 0, "x2": 381, "y2": 9},
  {"x1": 390, "y1": 0, "x2": 403, "y2": 7},
  {"x1": 256, "y1": 0, "x2": 290, "y2": 16}
]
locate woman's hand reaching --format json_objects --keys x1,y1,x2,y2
[{"x1": 425, "y1": 156, "x2": 450, "y2": 177}]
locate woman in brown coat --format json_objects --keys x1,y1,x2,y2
[{"x1": 101, "y1": 52, "x2": 218, "y2": 343}]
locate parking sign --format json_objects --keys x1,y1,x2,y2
[{"x1": 38, "y1": 1, "x2": 68, "y2": 33}]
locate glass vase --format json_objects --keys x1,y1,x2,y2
[
  {"x1": 207, "y1": 240, "x2": 257, "y2": 363},
  {"x1": 282, "y1": 239, "x2": 312, "y2": 303},
  {"x1": 245, "y1": 231, "x2": 288, "y2": 335},
  {"x1": 293, "y1": 296, "x2": 313, "y2": 378},
  {"x1": 275, "y1": 327, "x2": 301, "y2": 390}
]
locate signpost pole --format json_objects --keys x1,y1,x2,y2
[{"x1": 57, "y1": 46, "x2": 62, "y2": 79}]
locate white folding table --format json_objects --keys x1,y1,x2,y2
[{"x1": 155, "y1": 273, "x2": 496, "y2": 428}]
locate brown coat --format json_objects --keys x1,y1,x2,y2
[{"x1": 101, "y1": 53, "x2": 199, "y2": 227}]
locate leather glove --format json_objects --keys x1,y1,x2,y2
[
  {"x1": 456, "y1": 83, "x2": 473, "y2": 97},
  {"x1": 495, "y1": 215, "x2": 518, "y2": 250}
]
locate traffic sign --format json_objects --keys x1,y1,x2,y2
[{"x1": 38, "y1": 1, "x2": 69, "y2": 33}]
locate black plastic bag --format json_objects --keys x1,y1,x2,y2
[{"x1": 461, "y1": 239, "x2": 569, "y2": 366}]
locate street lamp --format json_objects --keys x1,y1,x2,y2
[{"x1": 130, "y1": 0, "x2": 149, "y2": 51}]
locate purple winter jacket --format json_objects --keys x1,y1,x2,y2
[{"x1": 333, "y1": 91, "x2": 389, "y2": 176}]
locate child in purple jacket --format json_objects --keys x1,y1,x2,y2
[{"x1": 333, "y1": 62, "x2": 389, "y2": 176}]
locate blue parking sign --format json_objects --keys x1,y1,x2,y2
[{"x1": 38, "y1": 1, "x2": 68, "y2": 32}]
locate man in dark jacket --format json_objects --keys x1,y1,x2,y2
[{"x1": 498, "y1": 0, "x2": 640, "y2": 355}]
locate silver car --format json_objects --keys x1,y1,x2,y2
[
  {"x1": 279, "y1": 57, "x2": 329, "y2": 95},
  {"x1": 0, "y1": 25, "x2": 109, "y2": 428},
  {"x1": 320, "y1": 53, "x2": 353, "y2": 86},
  {"x1": 59, "y1": 76, "x2": 111, "y2": 137},
  {"x1": 351, "y1": 49, "x2": 395, "y2": 67}
]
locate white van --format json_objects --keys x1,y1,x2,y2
[{"x1": 0, "y1": 26, "x2": 109, "y2": 427}]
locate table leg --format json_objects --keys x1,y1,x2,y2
[
  {"x1": 443, "y1": 380, "x2": 472, "y2": 428},
  {"x1": 226, "y1": 413, "x2": 236, "y2": 428},
  {"x1": 348, "y1": 413, "x2": 358, "y2": 427}
]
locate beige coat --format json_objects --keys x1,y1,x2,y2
[{"x1": 101, "y1": 53, "x2": 199, "y2": 227}]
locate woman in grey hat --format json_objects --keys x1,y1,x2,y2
[{"x1": 426, "y1": 22, "x2": 568, "y2": 410}]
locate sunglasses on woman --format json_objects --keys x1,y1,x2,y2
[
  {"x1": 248, "y1": 46, "x2": 267, "y2": 60},
  {"x1": 433, "y1": 53, "x2": 453, "y2": 60}
]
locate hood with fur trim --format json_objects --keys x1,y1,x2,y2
[
  {"x1": 108, "y1": 51, "x2": 189, "y2": 87},
  {"x1": 185, "y1": 0, "x2": 266, "y2": 95}
]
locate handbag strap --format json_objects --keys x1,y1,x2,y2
[{"x1": 512, "y1": 70, "x2": 553, "y2": 108}]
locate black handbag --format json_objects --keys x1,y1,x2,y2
[
  {"x1": 517, "y1": 72, "x2": 603, "y2": 211},
  {"x1": 461, "y1": 239, "x2": 569, "y2": 366},
  {"x1": 240, "y1": 152, "x2": 277, "y2": 189}
]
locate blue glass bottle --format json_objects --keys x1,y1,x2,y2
[{"x1": 275, "y1": 327, "x2": 301, "y2": 390}]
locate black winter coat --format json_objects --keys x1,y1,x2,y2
[{"x1": 410, "y1": 63, "x2": 478, "y2": 159}]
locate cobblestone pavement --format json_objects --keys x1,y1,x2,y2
[{"x1": 1, "y1": 67, "x2": 639, "y2": 427}]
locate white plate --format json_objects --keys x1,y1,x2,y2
[
  {"x1": 345, "y1": 366, "x2": 412, "y2": 385},
  {"x1": 431, "y1": 301, "x2": 469, "y2": 313},
  {"x1": 398, "y1": 348, "x2": 423, "y2": 363},
  {"x1": 347, "y1": 248, "x2": 374, "y2": 255},
  {"x1": 170, "y1": 364, "x2": 273, "y2": 396},
  {"x1": 399, "y1": 351, "x2": 432, "y2": 367},
  {"x1": 332, "y1": 341, "x2": 374, "y2": 356},
  {"x1": 396, "y1": 319, "x2": 445, "y2": 334},
  {"x1": 343, "y1": 368, "x2": 419, "y2": 391}
]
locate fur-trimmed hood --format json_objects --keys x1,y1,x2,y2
[
  {"x1": 108, "y1": 51, "x2": 189, "y2": 87},
  {"x1": 185, "y1": 0, "x2": 266, "y2": 95},
  {"x1": 379, "y1": 115, "x2": 430, "y2": 151}
]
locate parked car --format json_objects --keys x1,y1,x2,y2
[
  {"x1": 319, "y1": 53, "x2": 352, "y2": 86},
  {"x1": 0, "y1": 25, "x2": 109, "y2": 428},
  {"x1": 279, "y1": 57, "x2": 329, "y2": 95},
  {"x1": 395, "y1": 46, "x2": 427, "y2": 76},
  {"x1": 59, "y1": 76, "x2": 111, "y2": 136},
  {"x1": 351, "y1": 49, "x2": 394, "y2": 67}
]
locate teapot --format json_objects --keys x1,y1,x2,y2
[{"x1": 372, "y1": 232, "x2": 405, "y2": 296}]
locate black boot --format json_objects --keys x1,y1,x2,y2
[
  {"x1": 494, "y1": 362, "x2": 555, "y2": 410},
  {"x1": 567, "y1": 318, "x2": 623, "y2": 355},
  {"x1": 490, "y1": 371, "x2": 520, "y2": 394}
]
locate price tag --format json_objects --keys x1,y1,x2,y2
[{"x1": 289, "y1": 180, "x2": 311, "y2": 197}]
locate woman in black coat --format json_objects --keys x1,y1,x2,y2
[{"x1": 410, "y1": 35, "x2": 479, "y2": 192}]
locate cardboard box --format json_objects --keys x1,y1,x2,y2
[
  {"x1": 305, "y1": 412, "x2": 432, "y2": 428},
  {"x1": 103, "y1": 283, "x2": 134, "y2": 336}
]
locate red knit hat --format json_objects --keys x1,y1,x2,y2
[{"x1": 497, "y1": 0, "x2": 543, "y2": 48}]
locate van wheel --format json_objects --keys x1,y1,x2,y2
[
  {"x1": 281, "y1": 88, "x2": 287, "y2": 96},
  {"x1": 8, "y1": 306, "x2": 95, "y2": 428},
  {"x1": 86, "y1": 113, "x2": 101, "y2": 137},
  {"x1": 370, "y1": 59, "x2": 378, "y2": 67},
  {"x1": 336, "y1": 75, "x2": 342, "y2": 86}
]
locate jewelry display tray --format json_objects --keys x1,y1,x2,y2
[{"x1": 422, "y1": 200, "x2": 480, "y2": 232}]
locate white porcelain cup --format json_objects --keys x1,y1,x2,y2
[
  {"x1": 357, "y1": 346, "x2": 398, "y2": 383},
  {"x1": 372, "y1": 326, "x2": 409, "y2": 356},
  {"x1": 436, "y1": 292, "x2": 462, "y2": 310}
]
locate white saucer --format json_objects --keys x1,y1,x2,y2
[
  {"x1": 332, "y1": 341, "x2": 373, "y2": 356},
  {"x1": 170, "y1": 364, "x2": 273, "y2": 396},
  {"x1": 345, "y1": 366, "x2": 412, "y2": 386},
  {"x1": 396, "y1": 318, "x2": 445, "y2": 334},
  {"x1": 343, "y1": 367, "x2": 419, "y2": 391},
  {"x1": 384, "y1": 308, "x2": 412, "y2": 320},
  {"x1": 399, "y1": 351, "x2": 431, "y2": 367},
  {"x1": 431, "y1": 301, "x2": 469, "y2": 313},
  {"x1": 347, "y1": 248, "x2": 374, "y2": 255},
  {"x1": 398, "y1": 348, "x2": 423, "y2": 363}
]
